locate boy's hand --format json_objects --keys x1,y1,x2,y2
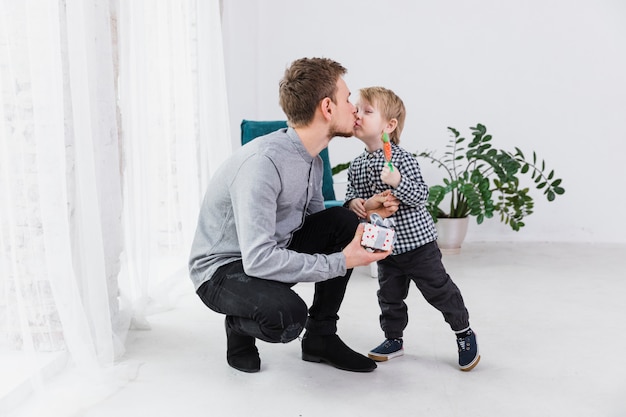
[
  {"x1": 343, "y1": 223, "x2": 392, "y2": 269},
  {"x1": 347, "y1": 198, "x2": 367, "y2": 219},
  {"x1": 364, "y1": 190, "x2": 399, "y2": 219},
  {"x1": 381, "y1": 164, "x2": 401, "y2": 188}
]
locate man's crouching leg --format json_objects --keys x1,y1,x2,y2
[{"x1": 224, "y1": 285, "x2": 308, "y2": 373}]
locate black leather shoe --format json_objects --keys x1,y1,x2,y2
[
  {"x1": 225, "y1": 319, "x2": 260, "y2": 373},
  {"x1": 301, "y1": 333, "x2": 377, "y2": 372}
]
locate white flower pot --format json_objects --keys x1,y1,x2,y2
[{"x1": 435, "y1": 217, "x2": 469, "y2": 255}]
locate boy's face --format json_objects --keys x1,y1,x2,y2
[{"x1": 354, "y1": 99, "x2": 387, "y2": 145}]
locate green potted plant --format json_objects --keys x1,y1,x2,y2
[
  {"x1": 332, "y1": 123, "x2": 565, "y2": 253},
  {"x1": 415, "y1": 123, "x2": 565, "y2": 252}
]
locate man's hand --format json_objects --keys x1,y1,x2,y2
[
  {"x1": 342, "y1": 223, "x2": 392, "y2": 269},
  {"x1": 363, "y1": 190, "x2": 400, "y2": 220}
]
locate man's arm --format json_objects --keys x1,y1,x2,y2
[{"x1": 230, "y1": 154, "x2": 348, "y2": 283}]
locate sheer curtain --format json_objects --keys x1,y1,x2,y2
[
  {"x1": 116, "y1": 0, "x2": 230, "y2": 332},
  {"x1": 0, "y1": 0, "x2": 229, "y2": 410}
]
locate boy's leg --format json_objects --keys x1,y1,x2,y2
[
  {"x1": 394, "y1": 242, "x2": 479, "y2": 370},
  {"x1": 365, "y1": 258, "x2": 409, "y2": 361},
  {"x1": 375, "y1": 258, "x2": 411, "y2": 340},
  {"x1": 397, "y1": 241, "x2": 470, "y2": 332}
]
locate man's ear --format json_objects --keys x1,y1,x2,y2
[{"x1": 320, "y1": 97, "x2": 333, "y2": 121}]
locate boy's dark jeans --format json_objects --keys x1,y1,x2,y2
[
  {"x1": 376, "y1": 241, "x2": 470, "y2": 338},
  {"x1": 196, "y1": 206, "x2": 359, "y2": 344}
]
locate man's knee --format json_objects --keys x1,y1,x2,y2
[
  {"x1": 281, "y1": 298, "x2": 308, "y2": 342},
  {"x1": 325, "y1": 206, "x2": 359, "y2": 246},
  {"x1": 326, "y1": 206, "x2": 359, "y2": 228},
  {"x1": 280, "y1": 321, "x2": 305, "y2": 343},
  {"x1": 263, "y1": 297, "x2": 307, "y2": 343}
]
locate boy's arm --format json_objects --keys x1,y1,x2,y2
[
  {"x1": 389, "y1": 149, "x2": 429, "y2": 207},
  {"x1": 343, "y1": 161, "x2": 359, "y2": 203},
  {"x1": 344, "y1": 159, "x2": 368, "y2": 218},
  {"x1": 364, "y1": 190, "x2": 400, "y2": 220},
  {"x1": 346, "y1": 155, "x2": 400, "y2": 219},
  {"x1": 347, "y1": 198, "x2": 367, "y2": 219}
]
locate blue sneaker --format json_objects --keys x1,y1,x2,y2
[
  {"x1": 456, "y1": 329, "x2": 480, "y2": 371},
  {"x1": 368, "y1": 338, "x2": 404, "y2": 362}
]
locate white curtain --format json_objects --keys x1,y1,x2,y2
[
  {"x1": 116, "y1": 0, "x2": 230, "y2": 331},
  {"x1": 0, "y1": 0, "x2": 229, "y2": 411}
]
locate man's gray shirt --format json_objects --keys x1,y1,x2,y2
[{"x1": 189, "y1": 128, "x2": 347, "y2": 290}]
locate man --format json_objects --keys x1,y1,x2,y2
[{"x1": 189, "y1": 57, "x2": 399, "y2": 373}]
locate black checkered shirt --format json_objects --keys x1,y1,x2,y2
[{"x1": 344, "y1": 143, "x2": 437, "y2": 255}]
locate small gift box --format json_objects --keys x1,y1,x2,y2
[{"x1": 361, "y1": 214, "x2": 395, "y2": 251}]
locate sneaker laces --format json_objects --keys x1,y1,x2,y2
[
  {"x1": 457, "y1": 333, "x2": 473, "y2": 352},
  {"x1": 457, "y1": 337, "x2": 466, "y2": 351},
  {"x1": 384, "y1": 338, "x2": 401, "y2": 348}
]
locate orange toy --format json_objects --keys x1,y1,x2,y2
[{"x1": 382, "y1": 132, "x2": 393, "y2": 171}]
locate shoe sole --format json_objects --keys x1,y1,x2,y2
[
  {"x1": 227, "y1": 357, "x2": 261, "y2": 373},
  {"x1": 302, "y1": 353, "x2": 377, "y2": 372},
  {"x1": 460, "y1": 354, "x2": 481, "y2": 371},
  {"x1": 228, "y1": 363, "x2": 260, "y2": 373},
  {"x1": 368, "y1": 349, "x2": 404, "y2": 362}
]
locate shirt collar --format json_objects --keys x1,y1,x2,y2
[{"x1": 287, "y1": 127, "x2": 314, "y2": 163}]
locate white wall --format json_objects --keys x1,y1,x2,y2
[{"x1": 221, "y1": 0, "x2": 626, "y2": 243}]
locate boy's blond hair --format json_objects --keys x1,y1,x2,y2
[{"x1": 358, "y1": 86, "x2": 406, "y2": 144}]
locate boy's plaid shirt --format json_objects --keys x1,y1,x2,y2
[{"x1": 344, "y1": 143, "x2": 437, "y2": 255}]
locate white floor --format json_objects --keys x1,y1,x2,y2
[{"x1": 4, "y1": 242, "x2": 626, "y2": 417}]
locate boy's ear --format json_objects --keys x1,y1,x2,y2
[{"x1": 385, "y1": 118, "x2": 398, "y2": 133}]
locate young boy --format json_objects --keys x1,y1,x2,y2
[{"x1": 345, "y1": 86, "x2": 480, "y2": 371}]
